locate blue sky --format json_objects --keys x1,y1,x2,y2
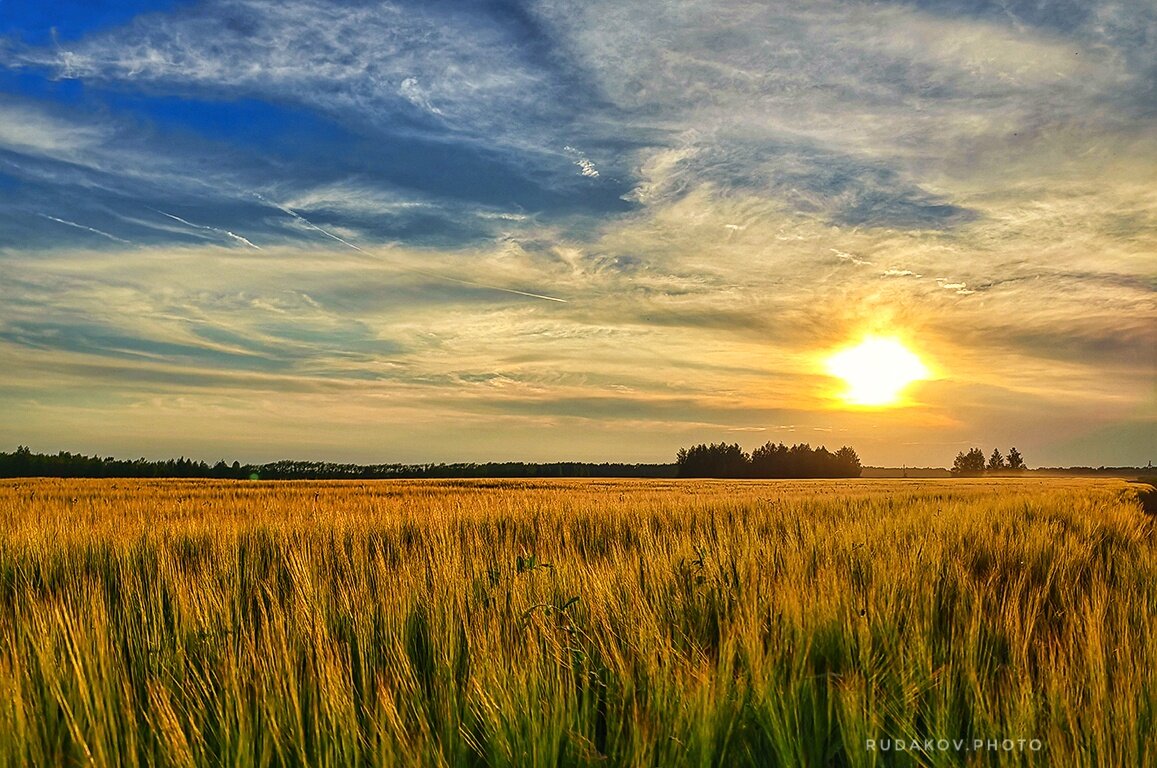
[{"x1": 1, "y1": 0, "x2": 1154, "y2": 466}]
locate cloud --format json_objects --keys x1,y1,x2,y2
[
  {"x1": 0, "y1": 99, "x2": 110, "y2": 159},
  {"x1": 398, "y1": 77, "x2": 444, "y2": 117},
  {"x1": 936, "y1": 279, "x2": 974, "y2": 295},
  {"x1": 153, "y1": 209, "x2": 261, "y2": 249},
  {"x1": 10, "y1": 0, "x2": 1139, "y2": 246},
  {"x1": 11, "y1": 0, "x2": 562, "y2": 149},
  {"x1": 628, "y1": 136, "x2": 976, "y2": 229},
  {"x1": 1, "y1": 2, "x2": 637, "y2": 256},
  {"x1": 564, "y1": 146, "x2": 600, "y2": 178},
  {"x1": 832, "y1": 249, "x2": 873, "y2": 266},
  {"x1": 36, "y1": 213, "x2": 132, "y2": 245}
]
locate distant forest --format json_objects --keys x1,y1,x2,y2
[
  {"x1": 0, "y1": 446, "x2": 675, "y2": 480},
  {"x1": 1, "y1": 443, "x2": 861, "y2": 480}
]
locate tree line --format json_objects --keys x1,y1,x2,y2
[
  {"x1": 0, "y1": 447, "x2": 677, "y2": 479},
  {"x1": 15, "y1": 444, "x2": 1127, "y2": 481},
  {"x1": 0, "y1": 446, "x2": 247, "y2": 478},
  {"x1": 1, "y1": 444, "x2": 863, "y2": 480},
  {"x1": 951, "y1": 447, "x2": 1025, "y2": 476},
  {"x1": 676, "y1": 442, "x2": 862, "y2": 478}
]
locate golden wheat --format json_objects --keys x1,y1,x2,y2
[{"x1": 0, "y1": 478, "x2": 1152, "y2": 766}]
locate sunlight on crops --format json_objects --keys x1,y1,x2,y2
[{"x1": 0, "y1": 478, "x2": 1153, "y2": 766}]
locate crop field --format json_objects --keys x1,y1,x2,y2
[{"x1": 0, "y1": 477, "x2": 1153, "y2": 767}]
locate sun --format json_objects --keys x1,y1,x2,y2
[{"x1": 825, "y1": 335, "x2": 929, "y2": 407}]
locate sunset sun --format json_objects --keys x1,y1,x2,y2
[{"x1": 826, "y1": 336, "x2": 930, "y2": 407}]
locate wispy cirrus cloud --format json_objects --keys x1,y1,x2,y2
[
  {"x1": 0, "y1": 99, "x2": 111, "y2": 159},
  {"x1": 10, "y1": 0, "x2": 577, "y2": 156}
]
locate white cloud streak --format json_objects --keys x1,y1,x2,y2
[
  {"x1": 154, "y1": 210, "x2": 261, "y2": 249},
  {"x1": 253, "y1": 194, "x2": 369, "y2": 254},
  {"x1": 36, "y1": 213, "x2": 132, "y2": 244},
  {"x1": 253, "y1": 194, "x2": 567, "y2": 304}
]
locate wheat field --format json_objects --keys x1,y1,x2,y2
[{"x1": 0, "y1": 478, "x2": 1153, "y2": 767}]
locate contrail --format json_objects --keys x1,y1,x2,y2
[
  {"x1": 253, "y1": 193, "x2": 367, "y2": 253},
  {"x1": 37, "y1": 213, "x2": 131, "y2": 244},
  {"x1": 152, "y1": 209, "x2": 262, "y2": 250},
  {"x1": 254, "y1": 193, "x2": 567, "y2": 303},
  {"x1": 410, "y1": 271, "x2": 570, "y2": 303}
]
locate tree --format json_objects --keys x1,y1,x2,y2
[
  {"x1": 835, "y1": 446, "x2": 862, "y2": 477},
  {"x1": 675, "y1": 443, "x2": 750, "y2": 478},
  {"x1": 11, "y1": 445, "x2": 32, "y2": 475},
  {"x1": 988, "y1": 448, "x2": 1006, "y2": 473},
  {"x1": 952, "y1": 447, "x2": 986, "y2": 476},
  {"x1": 687, "y1": 441, "x2": 861, "y2": 478},
  {"x1": 1006, "y1": 447, "x2": 1025, "y2": 471},
  {"x1": 750, "y1": 442, "x2": 789, "y2": 477}
]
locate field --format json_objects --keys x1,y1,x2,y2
[{"x1": 0, "y1": 478, "x2": 1153, "y2": 767}]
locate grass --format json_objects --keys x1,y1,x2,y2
[{"x1": 0, "y1": 477, "x2": 1153, "y2": 766}]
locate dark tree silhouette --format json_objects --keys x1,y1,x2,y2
[
  {"x1": 952, "y1": 448, "x2": 987, "y2": 476},
  {"x1": 679, "y1": 441, "x2": 861, "y2": 478},
  {"x1": 750, "y1": 442, "x2": 788, "y2": 477},
  {"x1": 988, "y1": 448, "x2": 1006, "y2": 472},
  {"x1": 835, "y1": 446, "x2": 862, "y2": 476},
  {"x1": 0, "y1": 448, "x2": 679, "y2": 479},
  {"x1": 1007, "y1": 447, "x2": 1025, "y2": 471},
  {"x1": 675, "y1": 443, "x2": 750, "y2": 478}
]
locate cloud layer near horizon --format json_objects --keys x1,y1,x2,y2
[{"x1": 1, "y1": 0, "x2": 1153, "y2": 466}]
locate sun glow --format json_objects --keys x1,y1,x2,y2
[{"x1": 826, "y1": 336, "x2": 929, "y2": 407}]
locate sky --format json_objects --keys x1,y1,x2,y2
[{"x1": 0, "y1": 0, "x2": 1154, "y2": 467}]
